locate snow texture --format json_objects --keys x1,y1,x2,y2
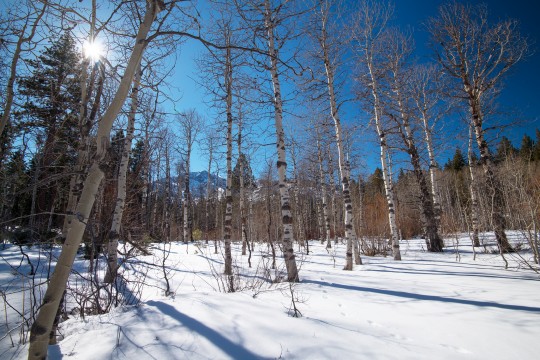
[{"x1": 1, "y1": 233, "x2": 539, "y2": 359}]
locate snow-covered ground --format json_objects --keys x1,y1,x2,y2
[{"x1": 1, "y1": 233, "x2": 539, "y2": 359}]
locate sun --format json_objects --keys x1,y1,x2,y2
[{"x1": 83, "y1": 39, "x2": 103, "y2": 63}]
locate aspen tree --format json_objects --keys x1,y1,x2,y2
[
  {"x1": 28, "y1": 2, "x2": 164, "y2": 358},
  {"x1": 259, "y1": 0, "x2": 300, "y2": 281},
  {"x1": 384, "y1": 29, "x2": 443, "y2": 252},
  {"x1": 104, "y1": 62, "x2": 142, "y2": 283},
  {"x1": 312, "y1": 0, "x2": 362, "y2": 269},
  {"x1": 468, "y1": 125, "x2": 481, "y2": 246},
  {"x1": 352, "y1": 0, "x2": 401, "y2": 260},
  {"x1": 429, "y1": 2, "x2": 528, "y2": 252},
  {"x1": 178, "y1": 109, "x2": 202, "y2": 244},
  {"x1": 410, "y1": 65, "x2": 443, "y2": 229}
]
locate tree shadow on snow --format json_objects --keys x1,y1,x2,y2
[
  {"x1": 146, "y1": 301, "x2": 268, "y2": 359},
  {"x1": 302, "y1": 280, "x2": 540, "y2": 313},
  {"x1": 370, "y1": 265, "x2": 539, "y2": 282}
]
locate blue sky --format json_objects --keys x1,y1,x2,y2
[
  {"x1": 1, "y1": 1, "x2": 537, "y2": 177},
  {"x1": 162, "y1": 0, "x2": 540, "y2": 176}
]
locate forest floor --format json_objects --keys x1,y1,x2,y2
[{"x1": 1, "y1": 232, "x2": 540, "y2": 359}]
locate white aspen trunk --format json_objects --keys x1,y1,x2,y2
[
  {"x1": 28, "y1": 3, "x2": 161, "y2": 358},
  {"x1": 289, "y1": 142, "x2": 305, "y2": 248},
  {"x1": 164, "y1": 144, "x2": 171, "y2": 243},
  {"x1": 264, "y1": 0, "x2": 299, "y2": 282},
  {"x1": 327, "y1": 147, "x2": 338, "y2": 243},
  {"x1": 104, "y1": 62, "x2": 142, "y2": 283},
  {"x1": 418, "y1": 99, "x2": 441, "y2": 227},
  {"x1": 183, "y1": 150, "x2": 191, "y2": 243},
  {"x1": 151, "y1": 162, "x2": 160, "y2": 237},
  {"x1": 214, "y1": 167, "x2": 220, "y2": 254},
  {"x1": 205, "y1": 145, "x2": 213, "y2": 244},
  {"x1": 468, "y1": 125, "x2": 480, "y2": 246},
  {"x1": 393, "y1": 81, "x2": 442, "y2": 252},
  {"x1": 469, "y1": 96, "x2": 513, "y2": 252},
  {"x1": 319, "y1": 14, "x2": 360, "y2": 269},
  {"x1": 356, "y1": 174, "x2": 366, "y2": 243},
  {"x1": 316, "y1": 136, "x2": 332, "y2": 249},
  {"x1": 367, "y1": 61, "x2": 401, "y2": 260},
  {"x1": 223, "y1": 34, "x2": 233, "y2": 277},
  {"x1": 238, "y1": 113, "x2": 248, "y2": 256}
]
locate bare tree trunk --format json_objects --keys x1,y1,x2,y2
[
  {"x1": 223, "y1": 35, "x2": 234, "y2": 278},
  {"x1": 265, "y1": 0, "x2": 298, "y2": 282},
  {"x1": 327, "y1": 148, "x2": 338, "y2": 243},
  {"x1": 164, "y1": 142, "x2": 172, "y2": 243},
  {"x1": 28, "y1": 3, "x2": 161, "y2": 358},
  {"x1": 418, "y1": 95, "x2": 442, "y2": 229},
  {"x1": 353, "y1": 1, "x2": 400, "y2": 260},
  {"x1": 205, "y1": 141, "x2": 213, "y2": 244},
  {"x1": 470, "y1": 99, "x2": 513, "y2": 252},
  {"x1": 289, "y1": 141, "x2": 306, "y2": 249},
  {"x1": 316, "y1": 135, "x2": 332, "y2": 249},
  {"x1": 368, "y1": 64, "x2": 401, "y2": 260},
  {"x1": 317, "y1": 4, "x2": 361, "y2": 269},
  {"x1": 183, "y1": 158, "x2": 191, "y2": 243},
  {"x1": 396, "y1": 108, "x2": 443, "y2": 252},
  {"x1": 104, "y1": 62, "x2": 142, "y2": 283},
  {"x1": 467, "y1": 126, "x2": 481, "y2": 247},
  {"x1": 237, "y1": 112, "x2": 248, "y2": 256}
]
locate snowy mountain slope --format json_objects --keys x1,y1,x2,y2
[{"x1": 155, "y1": 171, "x2": 227, "y2": 197}]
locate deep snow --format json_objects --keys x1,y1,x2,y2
[{"x1": 1, "y1": 233, "x2": 539, "y2": 359}]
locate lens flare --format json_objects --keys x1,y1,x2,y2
[{"x1": 83, "y1": 40, "x2": 103, "y2": 62}]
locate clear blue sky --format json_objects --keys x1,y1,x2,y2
[{"x1": 170, "y1": 0, "x2": 540, "y2": 176}]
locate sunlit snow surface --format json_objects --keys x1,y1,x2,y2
[{"x1": 1, "y1": 233, "x2": 539, "y2": 359}]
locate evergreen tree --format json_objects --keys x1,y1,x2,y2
[
  {"x1": 1, "y1": 150, "x2": 30, "y2": 224},
  {"x1": 16, "y1": 32, "x2": 82, "y2": 236},
  {"x1": 519, "y1": 134, "x2": 534, "y2": 161},
  {"x1": 232, "y1": 153, "x2": 256, "y2": 193},
  {"x1": 494, "y1": 136, "x2": 516, "y2": 163},
  {"x1": 365, "y1": 168, "x2": 385, "y2": 197},
  {"x1": 534, "y1": 129, "x2": 540, "y2": 161},
  {"x1": 445, "y1": 148, "x2": 466, "y2": 171}
]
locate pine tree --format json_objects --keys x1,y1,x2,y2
[
  {"x1": 519, "y1": 134, "x2": 534, "y2": 161},
  {"x1": 365, "y1": 168, "x2": 385, "y2": 197},
  {"x1": 534, "y1": 129, "x2": 540, "y2": 161},
  {"x1": 17, "y1": 32, "x2": 81, "y2": 237},
  {"x1": 1, "y1": 150, "x2": 31, "y2": 226},
  {"x1": 494, "y1": 136, "x2": 516, "y2": 163},
  {"x1": 232, "y1": 153, "x2": 256, "y2": 194},
  {"x1": 445, "y1": 148, "x2": 466, "y2": 171}
]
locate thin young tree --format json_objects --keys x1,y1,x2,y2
[
  {"x1": 467, "y1": 125, "x2": 481, "y2": 246},
  {"x1": 0, "y1": 0, "x2": 47, "y2": 138},
  {"x1": 316, "y1": 127, "x2": 332, "y2": 249},
  {"x1": 177, "y1": 108, "x2": 202, "y2": 244},
  {"x1": 428, "y1": 2, "x2": 528, "y2": 252},
  {"x1": 104, "y1": 62, "x2": 142, "y2": 284},
  {"x1": 352, "y1": 0, "x2": 401, "y2": 260},
  {"x1": 234, "y1": 0, "x2": 300, "y2": 281},
  {"x1": 410, "y1": 64, "x2": 445, "y2": 230},
  {"x1": 309, "y1": 0, "x2": 362, "y2": 268}
]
